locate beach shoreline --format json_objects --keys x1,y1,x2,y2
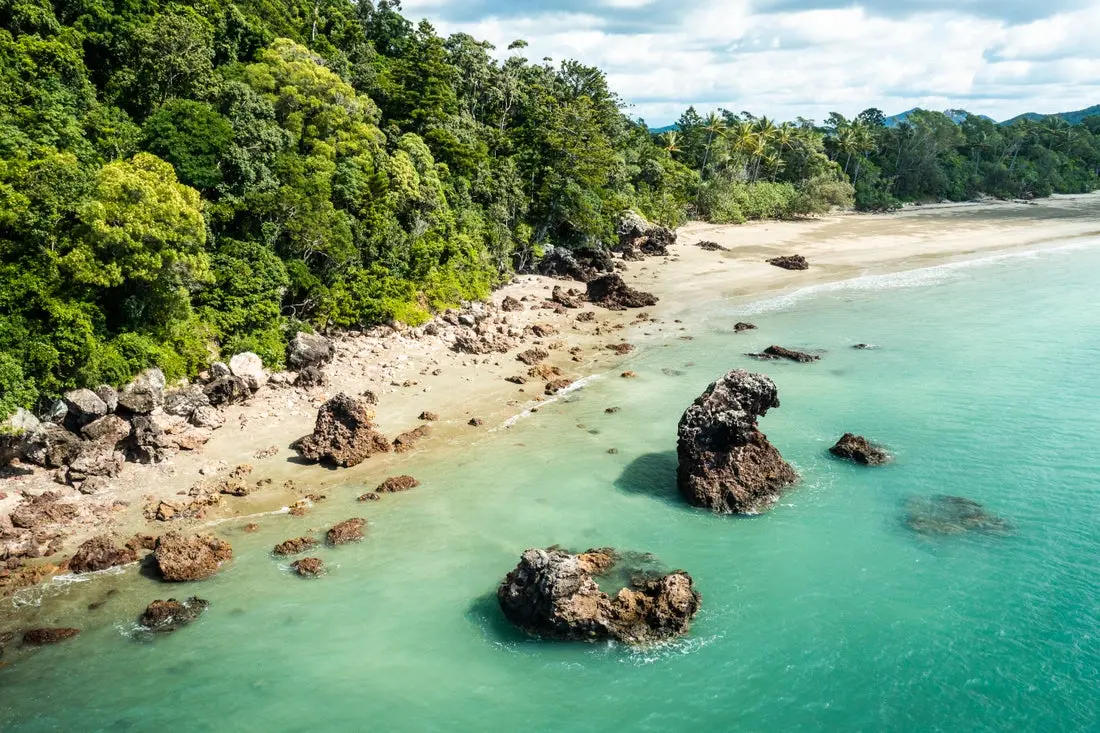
[{"x1": 2, "y1": 192, "x2": 1100, "y2": 605}]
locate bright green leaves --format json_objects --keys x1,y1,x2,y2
[{"x1": 69, "y1": 153, "x2": 207, "y2": 290}]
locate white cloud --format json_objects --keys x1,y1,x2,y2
[{"x1": 420, "y1": 0, "x2": 1100, "y2": 124}]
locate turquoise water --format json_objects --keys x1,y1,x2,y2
[{"x1": 3, "y1": 240, "x2": 1100, "y2": 731}]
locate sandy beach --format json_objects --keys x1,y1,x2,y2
[{"x1": 2, "y1": 193, "x2": 1099, "y2": 596}]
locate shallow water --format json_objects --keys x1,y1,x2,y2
[{"x1": 3, "y1": 239, "x2": 1100, "y2": 732}]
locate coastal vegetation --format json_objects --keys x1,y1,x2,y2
[{"x1": 1, "y1": 0, "x2": 1099, "y2": 414}]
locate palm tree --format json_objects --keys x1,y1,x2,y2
[
  {"x1": 730, "y1": 122, "x2": 758, "y2": 180},
  {"x1": 661, "y1": 130, "x2": 682, "y2": 156},
  {"x1": 700, "y1": 111, "x2": 727, "y2": 177}
]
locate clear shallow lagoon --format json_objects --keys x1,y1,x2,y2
[{"x1": 3, "y1": 240, "x2": 1100, "y2": 732}]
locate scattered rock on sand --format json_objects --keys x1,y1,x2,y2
[
  {"x1": 292, "y1": 557, "x2": 325, "y2": 577},
  {"x1": 551, "y1": 286, "x2": 582, "y2": 308},
  {"x1": 747, "y1": 345, "x2": 820, "y2": 363},
  {"x1": 69, "y1": 535, "x2": 138, "y2": 574},
  {"x1": 576, "y1": 312, "x2": 596, "y2": 323},
  {"x1": 586, "y1": 274, "x2": 659, "y2": 310},
  {"x1": 904, "y1": 495, "x2": 1012, "y2": 536},
  {"x1": 326, "y1": 518, "x2": 366, "y2": 546},
  {"x1": 677, "y1": 369, "x2": 799, "y2": 514},
  {"x1": 153, "y1": 532, "x2": 233, "y2": 581},
  {"x1": 139, "y1": 597, "x2": 209, "y2": 632},
  {"x1": 375, "y1": 475, "x2": 419, "y2": 493},
  {"x1": 468, "y1": 417, "x2": 484, "y2": 426},
  {"x1": 287, "y1": 332, "x2": 335, "y2": 371},
  {"x1": 517, "y1": 348, "x2": 549, "y2": 366},
  {"x1": 23, "y1": 628, "x2": 80, "y2": 645},
  {"x1": 294, "y1": 365, "x2": 327, "y2": 389},
  {"x1": 734, "y1": 322, "x2": 757, "y2": 332},
  {"x1": 505, "y1": 375, "x2": 527, "y2": 385},
  {"x1": 418, "y1": 411, "x2": 439, "y2": 421},
  {"x1": 829, "y1": 434, "x2": 892, "y2": 465},
  {"x1": 253, "y1": 445, "x2": 279, "y2": 459},
  {"x1": 545, "y1": 379, "x2": 573, "y2": 395},
  {"x1": 294, "y1": 393, "x2": 392, "y2": 468},
  {"x1": 606, "y1": 343, "x2": 634, "y2": 355},
  {"x1": 501, "y1": 295, "x2": 523, "y2": 312},
  {"x1": 273, "y1": 537, "x2": 317, "y2": 556},
  {"x1": 357, "y1": 492, "x2": 381, "y2": 502},
  {"x1": 392, "y1": 425, "x2": 429, "y2": 453},
  {"x1": 621, "y1": 371, "x2": 637, "y2": 378},
  {"x1": 696, "y1": 240, "x2": 727, "y2": 251},
  {"x1": 766, "y1": 255, "x2": 809, "y2": 270},
  {"x1": 497, "y1": 547, "x2": 701, "y2": 644}
]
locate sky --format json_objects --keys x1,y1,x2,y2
[{"x1": 399, "y1": 0, "x2": 1100, "y2": 126}]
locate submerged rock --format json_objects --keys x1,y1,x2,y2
[
  {"x1": 677, "y1": 369, "x2": 799, "y2": 514},
  {"x1": 23, "y1": 628, "x2": 80, "y2": 645},
  {"x1": 747, "y1": 345, "x2": 820, "y2": 363},
  {"x1": 497, "y1": 547, "x2": 701, "y2": 644},
  {"x1": 139, "y1": 597, "x2": 209, "y2": 632},
  {"x1": 294, "y1": 393, "x2": 391, "y2": 467},
  {"x1": 829, "y1": 433, "x2": 892, "y2": 465},
  {"x1": 69, "y1": 535, "x2": 138, "y2": 574},
  {"x1": 733, "y1": 322, "x2": 757, "y2": 332},
  {"x1": 375, "y1": 475, "x2": 419, "y2": 493},
  {"x1": 326, "y1": 518, "x2": 366, "y2": 546},
  {"x1": 904, "y1": 495, "x2": 1013, "y2": 536},
  {"x1": 153, "y1": 532, "x2": 233, "y2": 581},
  {"x1": 766, "y1": 255, "x2": 809, "y2": 270},
  {"x1": 273, "y1": 537, "x2": 317, "y2": 556},
  {"x1": 586, "y1": 274, "x2": 659, "y2": 310}
]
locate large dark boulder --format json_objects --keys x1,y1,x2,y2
[
  {"x1": 766, "y1": 255, "x2": 809, "y2": 270},
  {"x1": 497, "y1": 547, "x2": 701, "y2": 644},
  {"x1": 747, "y1": 345, "x2": 820, "y2": 363},
  {"x1": 293, "y1": 393, "x2": 391, "y2": 467},
  {"x1": 153, "y1": 532, "x2": 233, "y2": 581},
  {"x1": 677, "y1": 369, "x2": 799, "y2": 514},
  {"x1": 829, "y1": 433, "x2": 891, "y2": 465},
  {"x1": 287, "y1": 332, "x2": 335, "y2": 371},
  {"x1": 326, "y1": 518, "x2": 366, "y2": 545},
  {"x1": 164, "y1": 385, "x2": 211, "y2": 418},
  {"x1": 19, "y1": 423, "x2": 85, "y2": 468},
  {"x1": 536, "y1": 246, "x2": 614, "y2": 282},
  {"x1": 69, "y1": 535, "x2": 138, "y2": 574},
  {"x1": 203, "y1": 376, "x2": 250, "y2": 407},
  {"x1": 139, "y1": 597, "x2": 209, "y2": 632},
  {"x1": 586, "y1": 274, "x2": 659, "y2": 310},
  {"x1": 81, "y1": 415, "x2": 132, "y2": 447}
]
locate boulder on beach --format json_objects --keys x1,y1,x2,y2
[
  {"x1": 497, "y1": 547, "x2": 701, "y2": 644},
  {"x1": 153, "y1": 532, "x2": 233, "y2": 581},
  {"x1": 586, "y1": 274, "x2": 658, "y2": 310},
  {"x1": 62, "y1": 389, "x2": 108, "y2": 431},
  {"x1": 537, "y1": 246, "x2": 613, "y2": 282},
  {"x1": 293, "y1": 393, "x2": 392, "y2": 468},
  {"x1": 392, "y1": 425, "x2": 429, "y2": 453},
  {"x1": 326, "y1": 518, "x2": 366, "y2": 545},
  {"x1": 551, "y1": 286, "x2": 582, "y2": 308},
  {"x1": 69, "y1": 535, "x2": 138, "y2": 574},
  {"x1": 80, "y1": 415, "x2": 132, "y2": 446},
  {"x1": 747, "y1": 345, "x2": 820, "y2": 363},
  {"x1": 294, "y1": 365, "x2": 327, "y2": 389},
  {"x1": 287, "y1": 332, "x2": 335, "y2": 371},
  {"x1": 117, "y1": 368, "x2": 167, "y2": 414},
  {"x1": 904, "y1": 495, "x2": 1013, "y2": 536},
  {"x1": 616, "y1": 210, "x2": 676, "y2": 257},
  {"x1": 273, "y1": 537, "x2": 317, "y2": 556},
  {"x1": 677, "y1": 369, "x2": 799, "y2": 514},
  {"x1": 23, "y1": 628, "x2": 80, "y2": 645},
  {"x1": 766, "y1": 255, "x2": 809, "y2": 270},
  {"x1": 229, "y1": 352, "x2": 266, "y2": 391},
  {"x1": 500, "y1": 295, "x2": 523, "y2": 312},
  {"x1": 517, "y1": 347, "x2": 549, "y2": 365},
  {"x1": 829, "y1": 433, "x2": 892, "y2": 465},
  {"x1": 139, "y1": 597, "x2": 209, "y2": 632},
  {"x1": 203, "y1": 376, "x2": 251, "y2": 407}
]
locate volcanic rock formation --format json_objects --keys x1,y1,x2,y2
[{"x1": 293, "y1": 393, "x2": 391, "y2": 467}]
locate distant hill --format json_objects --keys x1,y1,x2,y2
[
  {"x1": 1000, "y1": 104, "x2": 1100, "y2": 126},
  {"x1": 884, "y1": 108, "x2": 994, "y2": 127},
  {"x1": 649, "y1": 123, "x2": 677, "y2": 134}
]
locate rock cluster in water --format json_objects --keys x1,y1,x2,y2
[
  {"x1": 293, "y1": 393, "x2": 392, "y2": 468},
  {"x1": 830, "y1": 433, "x2": 892, "y2": 465},
  {"x1": 139, "y1": 597, "x2": 209, "y2": 632},
  {"x1": 904, "y1": 495, "x2": 1013, "y2": 536},
  {"x1": 497, "y1": 547, "x2": 700, "y2": 644},
  {"x1": 153, "y1": 532, "x2": 233, "y2": 581},
  {"x1": 747, "y1": 345, "x2": 820, "y2": 363},
  {"x1": 677, "y1": 369, "x2": 799, "y2": 514}
]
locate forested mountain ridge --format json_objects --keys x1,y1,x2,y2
[{"x1": 1, "y1": 0, "x2": 1098, "y2": 419}]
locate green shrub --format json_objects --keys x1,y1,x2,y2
[{"x1": 0, "y1": 351, "x2": 38, "y2": 419}]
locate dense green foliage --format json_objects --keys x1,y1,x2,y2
[{"x1": 1, "y1": 0, "x2": 1097, "y2": 415}]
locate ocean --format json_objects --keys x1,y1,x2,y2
[{"x1": 2, "y1": 237, "x2": 1099, "y2": 732}]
